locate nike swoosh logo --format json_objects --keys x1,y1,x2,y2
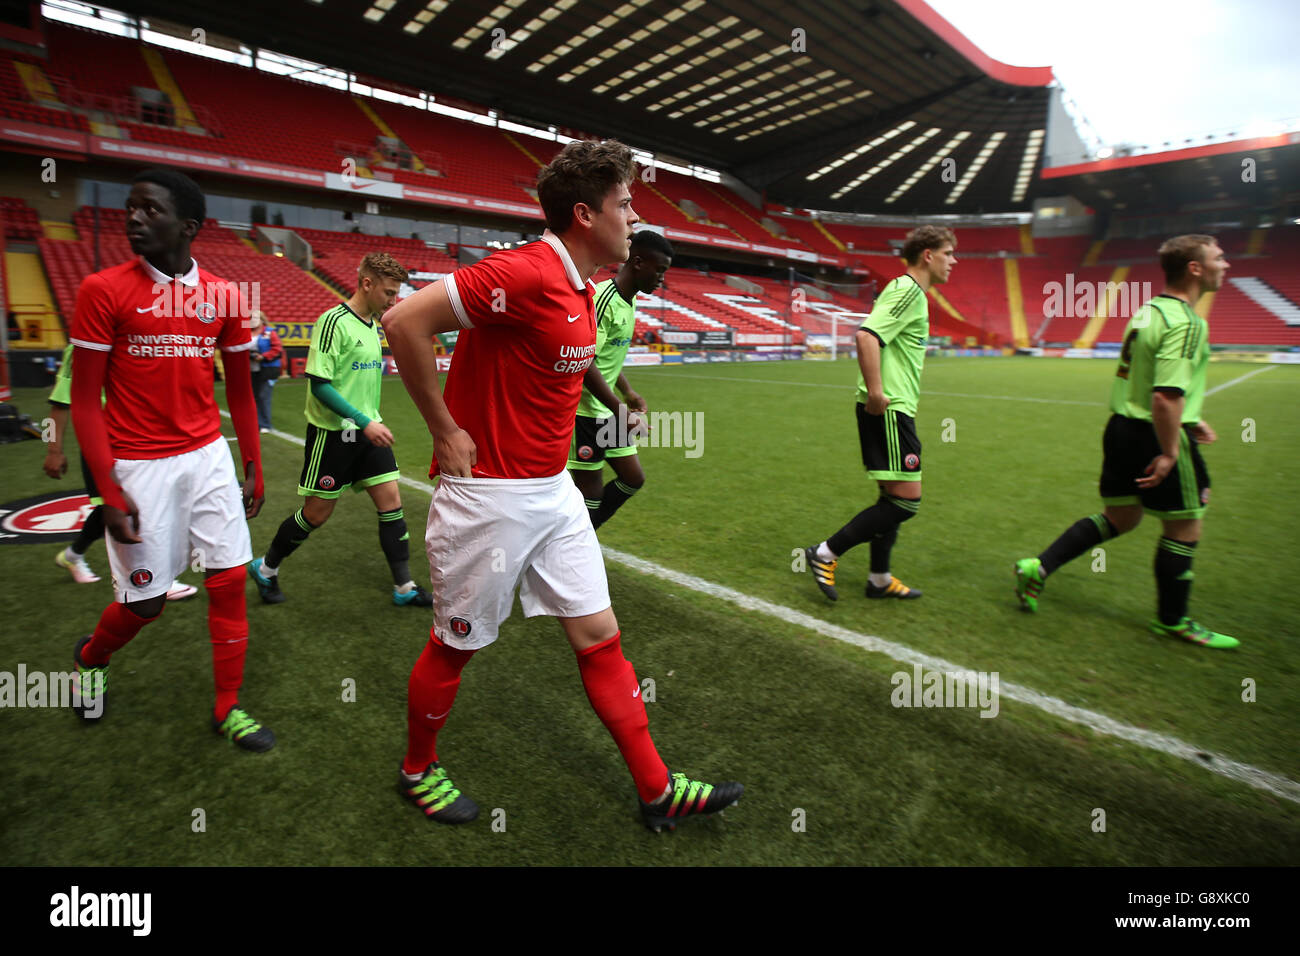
[
  {"x1": 136, "y1": 306, "x2": 157, "y2": 313},
  {"x1": 425, "y1": 710, "x2": 451, "y2": 721},
  {"x1": 566, "y1": 314, "x2": 580, "y2": 323},
  {"x1": 632, "y1": 686, "x2": 640, "y2": 698}
]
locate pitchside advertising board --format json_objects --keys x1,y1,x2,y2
[{"x1": 0, "y1": 491, "x2": 94, "y2": 543}]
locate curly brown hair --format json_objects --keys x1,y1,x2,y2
[{"x1": 537, "y1": 139, "x2": 637, "y2": 233}]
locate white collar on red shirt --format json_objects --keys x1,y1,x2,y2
[
  {"x1": 539, "y1": 230, "x2": 584, "y2": 292},
  {"x1": 138, "y1": 255, "x2": 199, "y2": 287}
]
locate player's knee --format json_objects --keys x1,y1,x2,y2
[
  {"x1": 883, "y1": 494, "x2": 921, "y2": 523},
  {"x1": 127, "y1": 595, "x2": 166, "y2": 619},
  {"x1": 1104, "y1": 506, "x2": 1142, "y2": 535},
  {"x1": 302, "y1": 499, "x2": 333, "y2": 526}
]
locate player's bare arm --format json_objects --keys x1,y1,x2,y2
[
  {"x1": 382, "y1": 280, "x2": 476, "y2": 476},
  {"x1": 219, "y1": 346, "x2": 265, "y2": 519},
  {"x1": 1138, "y1": 390, "x2": 1185, "y2": 489},
  {"x1": 43, "y1": 404, "x2": 69, "y2": 478},
  {"x1": 616, "y1": 371, "x2": 645, "y2": 413},
  {"x1": 583, "y1": 363, "x2": 642, "y2": 432},
  {"x1": 857, "y1": 329, "x2": 889, "y2": 415}
]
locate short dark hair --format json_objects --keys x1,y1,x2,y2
[
  {"x1": 537, "y1": 139, "x2": 636, "y2": 233},
  {"x1": 132, "y1": 167, "x2": 206, "y2": 224},
  {"x1": 1157, "y1": 234, "x2": 1216, "y2": 282},
  {"x1": 901, "y1": 225, "x2": 956, "y2": 265},
  {"x1": 630, "y1": 229, "x2": 673, "y2": 261}
]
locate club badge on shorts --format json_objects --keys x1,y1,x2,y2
[
  {"x1": 319, "y1": 475, "x2": 336, "y2": 490},
  {"x1": 905, "y1": 453, "x2": 920, "y2": 470},
  {"x1": 450, "y1": 617, "x2": 472, "y2": 638},
  {"x1": 130, "y1": 568, "x2": 154, "y2": 588}
]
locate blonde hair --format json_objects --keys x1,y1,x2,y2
[{"x1": 358, "y1": 252, "x2": 409, "y2": 286}]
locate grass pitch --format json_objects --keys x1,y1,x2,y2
[{"x1": 1, "y1": 356, "x2": 1297, "y2": 865}]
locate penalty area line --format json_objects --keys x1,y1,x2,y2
[{"x1": 225, "y1": 409, "x2": 1300, "y2": 806}]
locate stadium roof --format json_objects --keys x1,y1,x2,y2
[
  {"x1": 100, "y1": 0, "x2": 1059, "y2": 215},
  {"x1": 1040, "y1": 133, "x2": 1300, "y2": 215}
]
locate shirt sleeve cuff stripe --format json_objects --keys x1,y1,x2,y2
[
  {"x1": 443, "y1": 274, "x2": 474, "y2": 330},
  {"x1": 70, "y1": 338, "x2": 112, "y2": 352},
  {"x1": 221, "y1": 340, "x2": 256, "y2": 353}
]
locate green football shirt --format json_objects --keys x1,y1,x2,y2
[
  {"x1": 49, "y1": 343, "x2": 74, "y2": 405},
  {"x1": 855, "y1": 274, "x2": 930, "y2": 416},
  {"x1": 305, "y1": 303, "x2": 384, "y2": 431},
  {"x1": 1109, "y1": 294, "x2": 1209, "y2": 423},
  {"x1": 576, "y1": 278, "x2": 637, "y2": 419}
]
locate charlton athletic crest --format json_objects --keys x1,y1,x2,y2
[
  {"x1": 450, "y1": 617, "x2": 472, "y2": 638},
  {"x1": 130, "y1": 568, "x2": 154, "y2": 588}
]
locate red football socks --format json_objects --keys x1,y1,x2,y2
[
  {"x1": 205, "y1": 567, "x2": 248, "y2": 721},
  {"x1": 403, "y1": 630, "x2": 477, "y2": 776},
  {"x1": 576, "y1": 632, "x2": 669, "y2": 803},
  {"x1": 81, "y1": 601, "x2": 158, "y2": 668}
]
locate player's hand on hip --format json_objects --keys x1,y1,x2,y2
[
  {"x1": 103, "y1": 492, "x2": 142, "y2": 544},
  {"x1": 43, "y1": 450, "x2": 67, "y2": 479},
  {"x1": 865, "y1": 392, "x2": 891, "y2": 416},
  {"x1": 362, "y1": 421, "x2": 395, "y2": 447},
  {"x1": 1136, "y1": 454, "x2": 1176, "y2": 489},
  {"x1": 435, "y1": 428, "x2": 477, "y2": 477},
  {"x1": 1191, "y1": 421, "x2": 1216, "y2": 444}
]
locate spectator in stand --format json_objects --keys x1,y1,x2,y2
[{"x1": 250, "y1": 311, "x2": 283, "y2": 433}]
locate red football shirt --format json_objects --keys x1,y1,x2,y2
[
  {"x1": 69, "y1": 257, "x2": 255, "y2": 459},
  {"x1": 438, "y1": 231, "x2": 597, "y2": 479}
]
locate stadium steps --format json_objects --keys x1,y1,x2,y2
[
  {"x1": 501, "y1": 130, "x2": 545, "y2": 169},
  {"x1": 1230, "y1": 276, "x2": 1300, "y2": 325},
  {"x1": 353, "y1": 97, "x2": 425, "y2": 172},
  {"x1": 703, "y1": 185, "x2": 780, "y2": 239},
  {"x1": 41, "y1": 221, "x2": 77, "y2": 241},
  {"x1": 1076, "y1": 266, "x2": 1129, "y2": 346},
  {"x1": 928, "y1": 286, "x2": 966, "y2": 324},
  {"x1": 309, "y1": 267, "x2": 348, "y2": 298},
  {"x1": 813, "y1": 219, "x2": 846, "y2": 252},
  {"x1": 1082, "y1": 239, "x2": 1106, "y2": 267},
  {"x1": 139, "y1": 46, "x2": 201, "y2": 132},
  {"x1": 1004, "y1": 258, "x2": 1029, "y2": 347},
  {"x1": 1019, "y1": 224, "x2": 1035, "y2": 256},
  {"x1": 12, "y1": 61, "x2": 61, "y2": 107},
  {"x1": 4, "y1": 251, "x2": 63, "y2": 348},
  {"x1": 1246, "y1": 228, "x2": 1267, "y2": 256}
]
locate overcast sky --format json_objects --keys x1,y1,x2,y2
[{"x1": 925, "y1": 0, "x2": 1299, "y2": 148}]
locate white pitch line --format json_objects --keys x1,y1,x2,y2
[
  {"x1": 1205, "y1": 364, "x2": 1277, "y2": 396},
  {"x1": 632, "y1": 371, "x2": 1101, "y2": 406},
  {"x1": 227, "y1": 409, "x2": 1300, "y2": 805},
  {"x1": 600, "y1": 546, "x2": 1300, "y2": 806}
]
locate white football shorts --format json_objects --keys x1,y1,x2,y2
[
  {"x1": 105, "y1": 437, "x2": 252, "y2": 602},
  {"x1": 425, "y1": 471, "x2": 611, "y2": 650}
]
